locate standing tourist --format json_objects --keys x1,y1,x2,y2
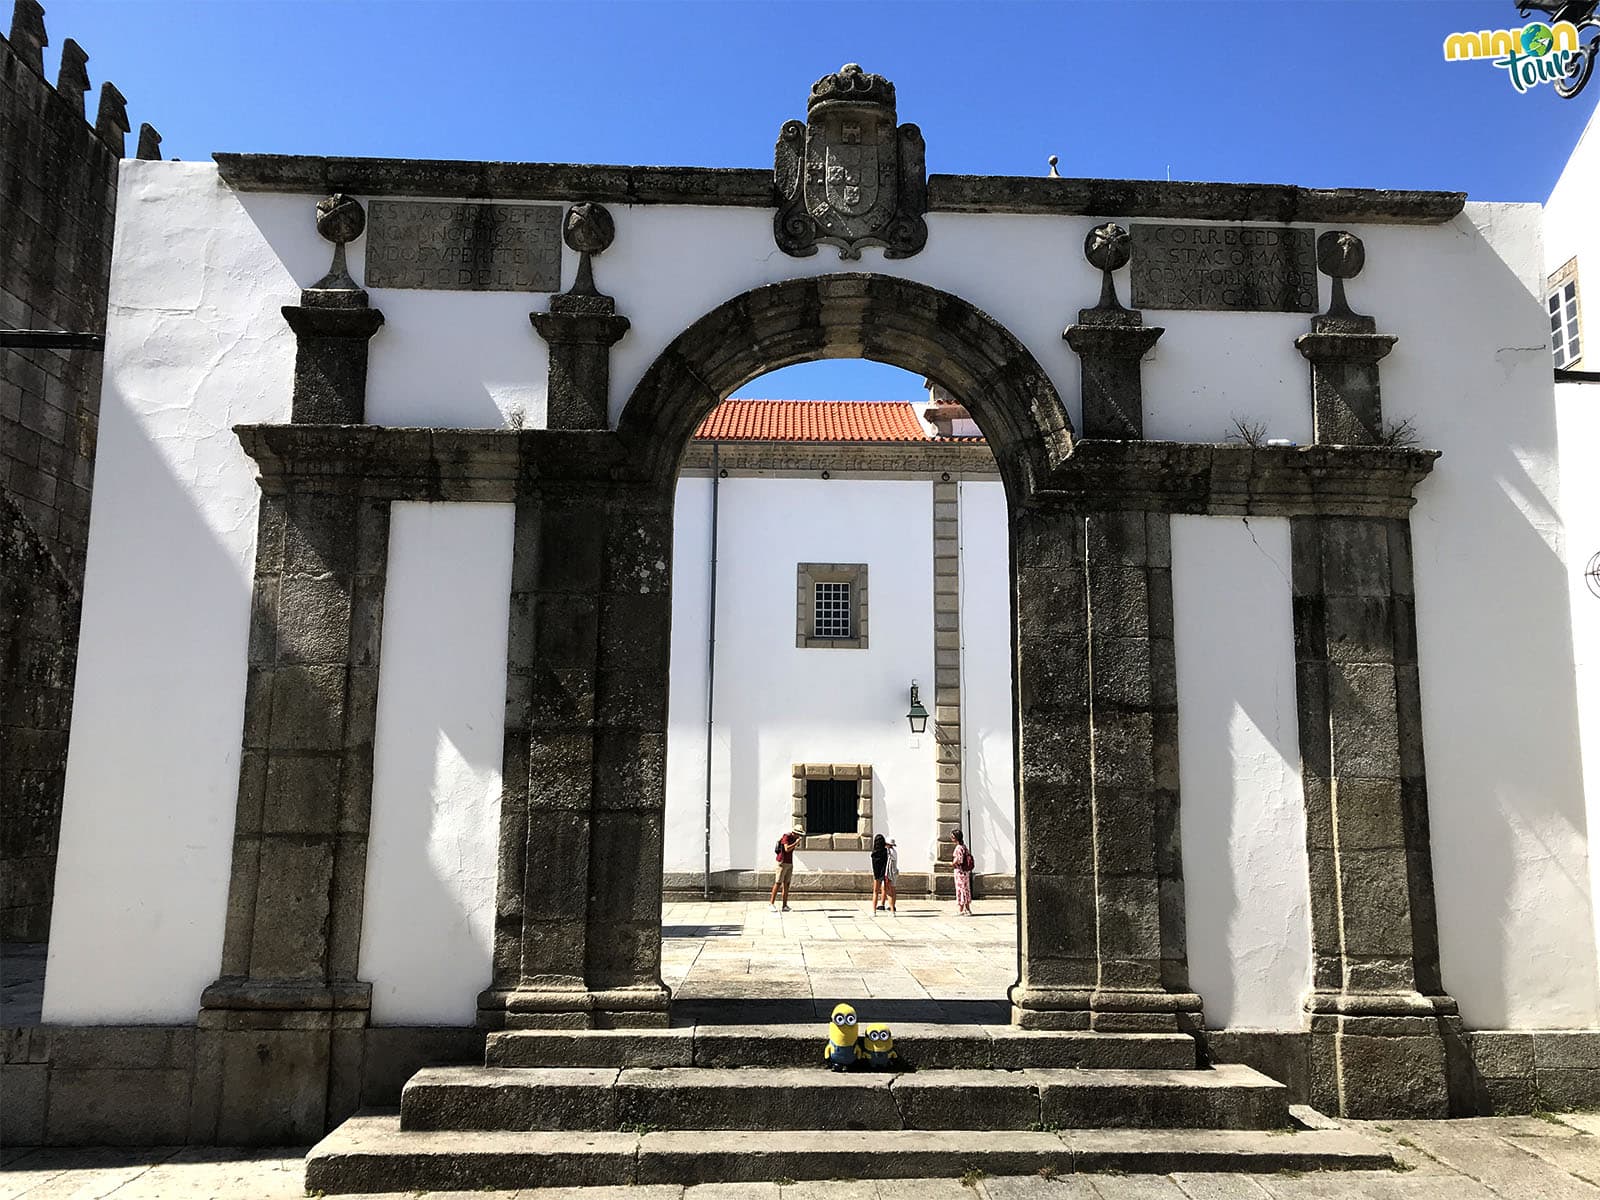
[
  {"x1": 871, "y1": 834, "x2": 889, "y2": 911},
  {"x1": 951, "y1": 829, "x2": 975, "y2": 916},
  {"x1": 770, "y1": 826, "x2": 802, "y2": 912}
]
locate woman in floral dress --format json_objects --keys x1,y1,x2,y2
[{"x1": 950, "y1": 829, "x2": 974, "y2": 915}]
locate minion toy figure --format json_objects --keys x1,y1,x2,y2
[
  {"x1": 824, "y1": 1002, "x2": 863, "y2": 1071},
  {"x1": 861, "y1": 1023, "x2": 900, "y2": 1070}
]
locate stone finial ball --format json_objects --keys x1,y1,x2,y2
[
  {"x1": 1317, "y1": 230, "x2": 1365, "y2": 279},
  {"x1": 1084, "y1": 222, "x2": 1131, "y2": 272},
  {"x1": 564, "y1": 202, "x2": 616, "y2": 256},
  {"x1": 315, "y1": 194, "x2": 365, "y2": 245}
]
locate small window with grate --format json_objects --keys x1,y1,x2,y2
[
  {"x1": 1550, "y1": 260, "x2": 1582, "y2": 369},
  {"x1": 795, "y1": 563, "x2": 867, "y2": 648},
  {"x1": 814, "y1": 581, "x2": 853, "y2": 639},
  {"x1": 805, "y1": 778, "x2": 859, "y2": 835}
]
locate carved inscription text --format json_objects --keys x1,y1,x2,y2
[
  {"x1": 365, "y1": 201, "x2": 562, "y2": 292},
  {"x1": 1130, "y1": 224, "x2": 1317, "y2": 313}
]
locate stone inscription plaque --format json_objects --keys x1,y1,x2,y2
[
  {"x1": 1130, "y1": 224, "x2": 1317, "y2": 313},
  {"x1": 365, "y1": 201, "x2": 562, "y2": 291}
]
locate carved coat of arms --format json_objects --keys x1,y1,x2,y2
[{"x1": 774, "y1": 64, "x2": 927, "y2": 260}]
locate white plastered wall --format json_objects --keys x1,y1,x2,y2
[
  {"x1": 359, "y1": 502, "x2": 512, "y2": 1025},
  {"x1": 956, "y1": 481, "x2": 1016, "y2": 876},
  {"x1": 1549, "y1": 102, "x2": 1600, "y2": 992},
  {"x1": 1172, "y1": 516, "x2": 1311, "y2": 1030},
  {"x1": 662, "y1": 478, "x2": 935, "y2": 877},
  {"x1": 49, "y1": 157, "x2": 1600, "y2": 1029}
]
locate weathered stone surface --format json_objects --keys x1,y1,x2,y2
[
  {"x1": 214, "y1": 154, "x2": 1467, "y2": 225},
  {"x1": 304, "y1": 1114, "x2": 640, "y2": 1192},
  {"x1": 0, "y1": 1063, "x2": 46, "y2": 1145},
  {"x1": 1035, "y1": 1066, "x2": 1287, "y2": 1131},
  {"x1": 891, "y1": 1069, "x2": 1040, "y2": 1129},
  {"x1": 487, "y1": 1028, "x2": 694, "y2": 1069},
  {"x1": 366, "y1": 200, "x2": 562, "y2": 291},
  {"x1": 636, "y1": 1128, "x2": 1072, "y2": 1184},
  {"x1": 772, "y1": 65, "x2": 927, "y2": 261},
  {"x1": 44, "y1": 1067, "x2": 192, "y2": 1144},
  {"x1": 619, "y1": 1066, "x2": 897, "y2": 1131},
  {"x1": 1130, "y1": 225, "x2": 1316, "y2": 313},
  {"x1": 401, "y1": 1066, "x2": 620, "y2": 1132},
  {"x1": 1, "y1": 17, "x2": 127, "y2": 941}
]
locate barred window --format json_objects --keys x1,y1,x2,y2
[
  {"x1": 795, "y1": 563, "x2": 867, "y2": 648},
  {"x1": 1550, "y1": 260, "x2": 1582, "y2": 369},
  {"x1": 814, "y1": 581, "x2": 853, "y2": 639}
]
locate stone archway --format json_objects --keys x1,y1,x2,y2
[
  {"x1": 615, "y1": 273, "x2": 1073, "y2": 504},
  {"x1": 476, "y1": 270, "x2": 1205, "y2": 1035}
]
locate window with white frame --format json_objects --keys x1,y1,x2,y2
[
  {"x1": 795, "y1": 563, "x2": 867, "y2": 648},
  {"x1": 1550, "y1": 258, "x2": 1582, "y2": 369}
]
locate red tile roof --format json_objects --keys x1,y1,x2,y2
[{"x1": 694, "y1": 399, "x2": 931, "y2": 443}]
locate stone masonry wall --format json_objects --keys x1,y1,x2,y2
[{"x1": 0, "y1": 9, "x2": 154, "y2": 941}]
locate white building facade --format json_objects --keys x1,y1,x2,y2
[{"x1": 663, "y1": 398, "x2": 1017, "y2": 894}]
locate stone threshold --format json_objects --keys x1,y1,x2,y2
[{"x1": 212, "y1": 153, "x2": 1465, "y2": 225}]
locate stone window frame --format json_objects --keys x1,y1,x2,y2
[
  {"x1": 791, "y1": 763, "x2": 872, "y2": 851},
  {"x1": 1550, "y1": 257, "x2": 1583, "y2": 369},
  {"x1": 796, "y1": 562, "x2": 868, "y2": 649}
]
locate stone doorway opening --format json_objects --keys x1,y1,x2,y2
[{"x1": 655, "y1": 356, "x2": 1023, "y2": 1023}]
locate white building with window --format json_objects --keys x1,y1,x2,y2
[
  {"x1": 661, "y1": 395, "x2": 1016, "y2": 894},
  {"x1": 1552, "y1": 99, "x2": 1600, "y2": 953}
]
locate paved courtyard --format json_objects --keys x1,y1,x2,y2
[
  {"x1": 3, "y1": 1116, "x2": 1600, "y2": 1198},
  {"x1": 662, "y1": 897, "x2": 1018, "y2": 1023}
]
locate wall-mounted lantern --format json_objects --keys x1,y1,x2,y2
[{"x1": 906, "y1": 681, "x2": 930, "y2": 734}]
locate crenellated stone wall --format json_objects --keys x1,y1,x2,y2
[{"x1": 0, "y1": 1, "x2": 160, "y2": 941}]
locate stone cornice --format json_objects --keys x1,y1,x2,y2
[
  {"x1": 236, "y1": 424, "x2": 1438, "y2": 516},
  {"x1": 1040, "y1": 441, "x2": 1440, "y2": 517},
  {"x1": 234, "y1": 424, "x2": 636, "y2": 499},
  {"x1": 214, "y1": 153, "x2": 1465, "y2": 226}
]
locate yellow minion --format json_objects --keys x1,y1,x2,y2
[
  {"x1": 823, "y1": 1002, "x2": 863, "y2": 1071},
  {"x1": 861, "y1": 1023, "x2": 899, "y2": 1070}
]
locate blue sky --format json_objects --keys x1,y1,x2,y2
[{"x1": 36, "y1": 0, "x2": 1600, "y2": 400}]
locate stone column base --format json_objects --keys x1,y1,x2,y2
[
  {"x1": 191, "y1": 1004, "x2": 367, "y2": 1145},
  {"x1": 477, "y1": 985, "x2": 672, "y2": 1030},
  {"x1": 1011, "y1": 984, "x2": 1203, "y2": 1032},
  {"x1": 1306, "y1": 993, "x2": 1468, "y2": 1118}
]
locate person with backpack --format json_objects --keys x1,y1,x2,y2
[
  {"x1": 950, "y1": 828, "x2": 975, "y2": 916},
  {"x1": 770, "y1": 826, "x2": 803, "y2": 912}
]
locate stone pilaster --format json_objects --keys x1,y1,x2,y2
[
  {"x1": 195, "y1": 194, "x2": 388, "y2": 1145},
  {"x1": 1009, "y1": 501, "x2": 1198, "y2": 1031},
  {"x1": 1291, "y1": 514, "x2": 1463, "y2": 1117},
  {"x1": 282, "y1": 300, "x2": 386, "y2": 425},
  {"x1": 481, "y1": 451, "x2": 671, "y2": 1029},
  {"x1": 1084, "y1": 510, "x2": 1197, "y2": 1032},
  {"x1": 1294, "y1": 231, "x2": 1396, "y2": 447},
  {"x1": 1063, "y1": 223, "x2": 1164, "y2": 440},
  {"x1": 196, "y1": 485, "x2": 390, "y2": 1143},
  {"x1": 1010, "y1": 499, "x2": 1096, "y2": 1027},
  {"x1": 530, "y1": 203, "x2": 629, "y2": 431},
  {"x1": 929, "y1": 478, "x2": 963, "y2": 893},
  {"x1": 280, "y1": 195, "x2": 384, "y2": 426}
]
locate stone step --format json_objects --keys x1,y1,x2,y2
[
  {"x1": 399, "y1": 1064, "x2": 1287, "y2": 1133},
  {"x1": 484, "y1": 1023, "x2": 1199, "y2": 1070},
  {"x1": 306, "y1": 1111, "x2": 1394, "y2": 1193}
]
